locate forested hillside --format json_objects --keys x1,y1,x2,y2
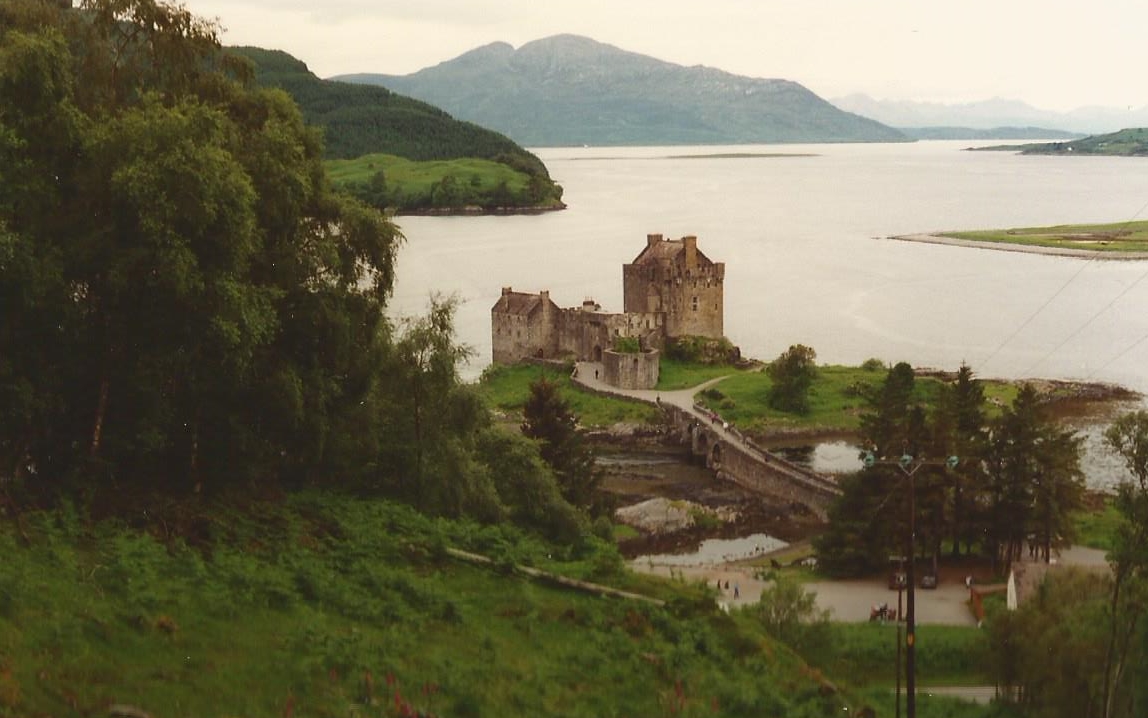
[{"x1": 229, "y1": 46, "x2": 563, "y2": 211}]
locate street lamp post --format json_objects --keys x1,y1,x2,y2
[{"x1": 864, "y1": 451, "x2": 958, "y2": 718}]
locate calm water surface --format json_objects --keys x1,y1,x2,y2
[{"x1": 390, "y1": 141, "x2": 1148, "y2": 488}]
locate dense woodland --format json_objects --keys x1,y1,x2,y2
[{"x1": 0, "y1": 0, "x2": 583, "y2": 538}]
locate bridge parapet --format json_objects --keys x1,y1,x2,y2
[{"x1": 663, "y1": 403, "x2": 841, "y2": 520}]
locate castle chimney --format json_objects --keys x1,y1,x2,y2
[
  {"x1": 683, "y1": 235, "x2": 698, "y2": 270},
  {"x1": 540, "y1": 290, "x2": 550, "y2": 302},
  {"x1": 647, "y1": 233, "x2": 662, "y2": 248},
  {"x1": 502, "y1": 287, "x2": 512, "y2": 295}
]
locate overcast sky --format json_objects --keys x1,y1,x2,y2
[{"x1": 183, "y1": 0, "x2": 1146, "y2": 112}]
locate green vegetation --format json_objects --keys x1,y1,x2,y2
[
  {"x1": 817, "y1": 366, "x2": 1086, "y2": 578},
  {"x1": 766, "y1": 344, "x2": 819, "y2": 415},
  {"x1": 1073, "y1": 497, "x2": 1123, "y2": 552},
  {"x1": 697, "y1": 363, "x2": 1018, "y2": 435},
  {"x1": 0, "y1": 492, "x2": 865, "y2": 717},
  {"x1": 656, "y1": 358, "x2": 740, "y2": 391},
  {"x1": 974, "y1": 127, "x2": 1148, "y2": 157},
  {"x1": 325, "y1": 152, "x2": 564, "y2": 214},
  {"x1": 664, "y1": 335, "x2": 739, "y2": 365},
  {"x1": 521, "y1": 378, "x2": 599, "y2": 509},
  {"x1": 228, "y1": 46, "x2": 563, "y2": 212},
  {"x1": 612, "y1": 336, "x2": 642, "y2": 353},
  {"x1": 477, "y1": 363, "x2": 658, "y2": 427},
  {"x1": 940, "y1": 220, "x2": 1148, "y2": 253},
  {"x1": 808, "y1": 624, "x2": 990, "y2": 688}
]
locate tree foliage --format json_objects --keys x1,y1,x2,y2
[
  {"x1": 765, "y1": 344, "x2": 817, "y2": 414},
  {"x1": 1100, "y1": 411, "x2": 1148, "y2": 718},
  {"x1": 0, "y1": 0, "x2": 588, "y2": 542},
  {"x1": 521, "y1": 378, "x2": 600, "y2": 510},
  {"x1": 817, "y1": 365, "x2": 1085, "y2": 578}
]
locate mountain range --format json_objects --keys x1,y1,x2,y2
[
  {"x1": 831, "y1": 94, "x2": 1148, "y2": 136},
  {"x1": 334, "y1": 34, "x2": 907, "y2": 147}
]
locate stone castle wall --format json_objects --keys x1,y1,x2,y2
[
  {"x1": 622, "y1": 234, "x2": 724, "y2": 339},
  {"x1": 602, "y1": 349, "x2": 660, "y2": 389},
  {"x1": 491, "y1": 291, "x2": 557, "y2": 363},
  {"x1": 492, "y1": 234, "x2": 724, "y2": 371}
]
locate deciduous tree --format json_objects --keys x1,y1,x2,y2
[{"x1": 765, "y1": 343, "x2": 817, "y2": 415}]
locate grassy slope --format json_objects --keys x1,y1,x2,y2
[
  {"x1": 477, "y1": 363, "x2": 659, "y2": 427},
  {"x1": 325, "y1": 153, "x2": 532, "y2": 203},
  {"x1": 0, "y1": 494, "x2": 918, "y2": 718}
]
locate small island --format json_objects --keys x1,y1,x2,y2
[{"x1": 892, "y1": 220, "x2": 1148, "y2": 258}]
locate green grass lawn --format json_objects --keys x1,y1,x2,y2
[
  {"x1": 326, "y1": 153, "x2": 532, "y2": 205},
  {"x1": 941, "y1": 220, "x2": 1148, "y2": 253},
  {"x1": 695, "y1": 365, "x2": 1017, "y2": 436},
  {"x1": 1072, "y1": 496, "x2": 1123, "y2": 552},
  {"x1": 805, "y1": 623, "x2": 991, "y2": 688},
  {"x1": 655, "y1": 359, "x2": 743, "y2": 391},
  {"x1": 475, "y1": 363, "x2": 659, "y2": 427}
]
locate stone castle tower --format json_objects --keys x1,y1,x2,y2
[
  {"x1": 623, "y1": 234, "x2": 724, "y2": 338},
  {"x1": 491, "y1": 234, "x2": 724, "y2": 382}
]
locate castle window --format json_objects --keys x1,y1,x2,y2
[{"x1": 691, "y1": 296, "x2": 698, "y2": 311}]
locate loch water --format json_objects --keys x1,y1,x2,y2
[{"x1": 389, "y1": 140, "x2": 1148, "y2": 489}]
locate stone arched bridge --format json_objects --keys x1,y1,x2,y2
[{"x1": 572, "y1": 363, "x2": 842, "y2": 520}]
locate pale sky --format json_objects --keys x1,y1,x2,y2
[{"x1": 183, "y1": 0, "x2": 1147, "y2": 112}]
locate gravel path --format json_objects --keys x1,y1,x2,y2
[{"x1": 633, "y1": 544, "x2": 1110, "y2": 625}]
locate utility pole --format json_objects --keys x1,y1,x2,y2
[{"x1": 864, "y1": 451, "x2": 958, "y2": 718}]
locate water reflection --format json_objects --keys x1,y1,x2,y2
[
  {"x1": 634, "y1": 533, "x2": 788, "y2": 567},
  {"x1": 773, "y1": 441, "x2": 863, "y2": 474}
]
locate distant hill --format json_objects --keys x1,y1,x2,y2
[
  {"x1": 899, "y1": 127, "x2": 1083, "y2": 141},
  {"x1": 228, "y1": 47, "x2": 564, "y2": 212},
  {"x1": 832, "y1": 93, "x2": 1148, "y2": 136},
  {"x1": 334, "y1": 34, "x2": 907, "y2": 147},
  {"x1": 969, "y1": 128, "x2": 1148, "y2": 156}
]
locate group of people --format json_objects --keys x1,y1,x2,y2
[{"x1": 716, "y1": 578, "x2": 740, "y2": 599}]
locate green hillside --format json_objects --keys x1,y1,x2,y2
[
  {"x1": 0, "y1": 493, "x2": 873, "y2": 717},
  {"x1": 228, "y1": 46, "x2": 563, "y2": 211}
]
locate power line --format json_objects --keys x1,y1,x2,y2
[
  {"x1": 975, "y1": 258, "x2": 1096, "y2": 372},
  {"x1": 1023, "y1": 268, "x2": 1148, "y2": 376},
  {"x1": 977, "y1": 194, "x2": 1148, "y2": 376},
  {"x1": 1088, "y1": 330, "x2": 1148, "y2": 381}
]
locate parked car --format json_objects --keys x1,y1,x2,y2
[{"x1": 920, "y1": 573, "x2": 938, "y2": 589}]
